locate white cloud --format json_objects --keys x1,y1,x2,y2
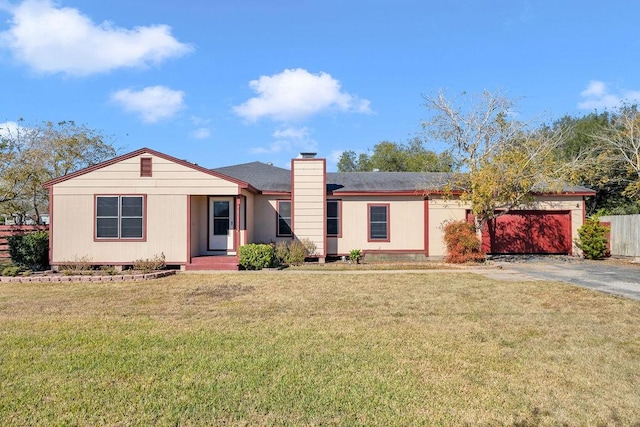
[
  {"x1": 190, "y1": 127, "x2": 211, "y2": 139},
  {"x1": 578, "y1": 80, "x2": 640, "y2": 110},
  {"x1": 0, "y1": 121, "x2": 29, "y2": 138},
  {"x1": 111, "y1": 86, "x2": 185, "y2": 123},
  {"x1": 250, "y1": 126, "x2": 317, "y2": 154},
  {"x1": 0, "y1": 0, "x2": 192, "y2": 76},
  {"x1": 234, "y1": 68, "x2": 372, "y2": 122}
]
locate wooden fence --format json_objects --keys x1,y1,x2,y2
[
  {"x1": 600, "y1": 214, "x2": 640, "y2": 257},
  {"x1": 0, "y1": 225, "x2": 49, "y2": 259}
]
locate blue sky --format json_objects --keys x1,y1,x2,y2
[{"x1": 0, "y1": 0, "x2": 639, "y2": 171}]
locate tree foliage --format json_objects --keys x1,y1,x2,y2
[
  {"x1": 551, "y1": 107, "x2": 640, "y2": 215},
  {"x1": 550, "y1": 111, "x2": 633, "y2": 214},
  {"x1": 0, "y1": 120, "x2": 117, "y2": 223},
  {"x1": 589, "y1": 105, "x2": 640, "y2": 200},
  {"x1": 422, "y1": 90, "x2": 582, "y2": 230},
  {"x1": 337, "y1": 138, "x2": 452, "y2": 172}
]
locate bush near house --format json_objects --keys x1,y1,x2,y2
[
  {"x1": 239, "y1": 244, "x2": 276, "y2": 270},
  {"x1": 443, "y1": 220, "x2": 485, "y2": 263},
  {"x1": 7, "y1": 231, "x2": 49, "y2": 271},
  {"x1": 275, "y1": 239, "x2": 317, "y2": 266},
  {"x1": 575, "y1": 218, "x2": 609, "y2": 260}
]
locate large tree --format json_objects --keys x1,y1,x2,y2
[
  {"x1": 422, "y1": 90, "x2": 582, "y2": 230},
  {"x1": 589, "y1": 105, "x2": 640, "y2": 205},
  {"x1": 337, "y1": 138, "x2": 452, "y2": 172},
  {"x1": 0, "y1": 120, "x2": 118, "y2": 223}
]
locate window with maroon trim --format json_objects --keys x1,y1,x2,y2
[
  {"x1": 140, "y1": 158, "x2": 152, "y2": 177},
  {"x1": 368, "y1": 204, "x2": 389, "y2": 241},
  {"x1": 276, "y1": 200, "x2": 292, "y2": 237},
  {"x1": 327, "y1": 199, "x2": 341, "y2": 237},
  {"x1": 96, "y1": 196, "x2": 144, "y2": 239}
]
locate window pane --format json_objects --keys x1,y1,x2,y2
[
  {"x1": 214, "y1": 218, "x2": 229, "y2": 235},
  {"x1": 327, "y1": 218, "x2": 339, "y2": 236},
  {"x1": 97, "y1": 197, "x2": 118, "y2": 217},
  {"x1": 121, "y1": 218, "x2": 143, "y2": 238},
  {"x1": 214, "y1": 201, "x2": 229, "y2": 218},
  {"x1": 327, "y1": 200, "x2": 338, "y2": 217},
  {"x1": 370, "y1": 206, "x2": 387, "y2": 222},
  {"x1": 96, "y1": 218, "x2": 118, "y2": 238},
  {"x1": 278, "y1": 219, "x2": 292, "y2": 236},
  {"x1": 279, "y1": 201, "x2": 291, "y2": 217},
  {"x1": 370, "y1": 223, "x2": 387, "y2": 240},
  {"x1": 121, "y1": 197, "x2": 143, "y2": 217}
]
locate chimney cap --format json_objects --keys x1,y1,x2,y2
[{"x1": 299, "y1": 152, "x2": 317, "y2": 159}]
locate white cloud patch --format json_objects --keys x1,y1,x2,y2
[
  {"x1": 0, "y1": 121, "x2": 29, "y2": 138},
  {"x1": 578, "y1": 80, "x2": 640, "y2": 110},
  {"x1": 0, "y1": 0, "x2": 192, "y2": 76},
  {"x1": 111, "y1": 86, "x2": 185, "y2": 123},
  {"x1": 234, "y1": 68, "x2": 372, "y2": 122},
  {"x1": 190, "y1": 128, "x2": 211, "y2": 139},
  {"x1": 250, "y1": 126, "x2": 317, "y2": 154}
]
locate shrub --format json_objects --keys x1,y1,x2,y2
[
  {"x1": 349, "y1": 249, "x2": 363, "y2": 264},
  {"x1": 575, "y1": 218, "x2": 609, "y2": 260},
  {"x1": 7, "y1": 231, "x2": 49, "y2": 271},
  {"x1": 133, "y1": 253, "x2": 166, "y2": 273},
  {"x1": 2, "y1": 266, "x2": 22, "y2": 277},
  {"x1": 60, "y1": 255, "x2": 94, "y2": 275},
  {"x1": 101, "y1": 265, "x2": 119, "y2": 276},
  {"x1": 239, "y1": 244, "x2": 276, "y2": 270},
  {"x1": 274, "y1": 239, "x2": 316, "y2": 266},
  {"x1": 443, "y1": 220, "x2": 485, "y2": 264}
]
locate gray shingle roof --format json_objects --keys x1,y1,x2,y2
[
  {"x1": 213, "y1": 162, "x2": 292, "y2": 192},
  {"x1": 213, "y1": 161, "x2": 594, "y2": 194}
]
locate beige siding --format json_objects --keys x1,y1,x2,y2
[
  {"x1": 51, "y1": 153, "x2": 241, "y2": 265},
  {"x1": 427, "y1": 195, "x2": 586, "y2": 257},
  {"x1": 251, "y1": 196, "x2": 290, "y2": 244},
  {"x1": 190, "y1": 196, "x2": 208, "y2": 257},
  {"x1": 53, "y1": 153, "x2": 240, "y2": 195},
  {"x1": 52, "y1": 193, "x2": 188, "y2": 263},
  {"x1": 292, "y1": 160, "x2": 326, "y2": 256},
  {"x1": 242, "y1": 190, "x2": 254, "y2": 245},
  {"x1": 333, "y1": 196, "x2": 425, "y2": 255}
]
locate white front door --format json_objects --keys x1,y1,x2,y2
[{"x1": 209, "y1": 197, "x2": 234, "y2": 252}]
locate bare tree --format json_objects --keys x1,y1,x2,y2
[
  {"x1": 590, "y1": 104, "x2": 640, "y2": 199},
  {"x1": 422, "y1": 90, "x2": 584, "y2": 229}
]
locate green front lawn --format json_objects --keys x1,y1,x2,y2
[{"x1": 1, "y1": 272, "x2": 639, "y2": 425}]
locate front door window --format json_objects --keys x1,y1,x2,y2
[{"x1": 209, "y1": 198, "x2": 234, "y2": 251}]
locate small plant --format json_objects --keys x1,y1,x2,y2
[
  {"x1": 239, "y1": 244, "x2": 276, "y2": 270},
  {"x1": 60, "y1": 255, "x2": 94, "y2": 275},
  {"x1": 442, "y1": 220, "x2": 485, "y2": 264},
  {"x1": 575, "y1": 218, "x2": 609, "y2": 260},
  {"x1": 133, "y1": 253, "x2": 166, "y2": 273},
  {"x1": 101, "y1": 265, "x2": 119, "y2": 276},
  {"x1": 349, "y1": 249, "x2": 363, "y2": 264},
  {"x1": 2, "y1": 266, "x2": 22, "y2": 277},
  {"x1": 301, "y1": 238, "x2": 317, "y2": 257}
]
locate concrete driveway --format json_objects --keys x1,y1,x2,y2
[{"x1": 492, "y1": 257, "x2": 640, "y2": 301}]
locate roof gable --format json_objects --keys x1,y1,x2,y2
[{"x1": 44, "y1": 147, "x2": 256, "y2": 191}]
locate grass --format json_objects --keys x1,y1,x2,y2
[
  {"x1": 1, "y1": 272, "x2": 639, "y2": 425},
  {"x1": 289, "y1": 260, "x2": 453, "y2": 270}
]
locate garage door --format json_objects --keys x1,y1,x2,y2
[{"x1": 479, "y1": 211, "x2": 572, "y2": 255}]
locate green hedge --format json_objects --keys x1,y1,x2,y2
[
  {"x1": 7, "y1": 231, "x2": 49, "y2": 271},
  {"x1": 239, "y1": 244, "x2": 276, "y2": 270}
]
